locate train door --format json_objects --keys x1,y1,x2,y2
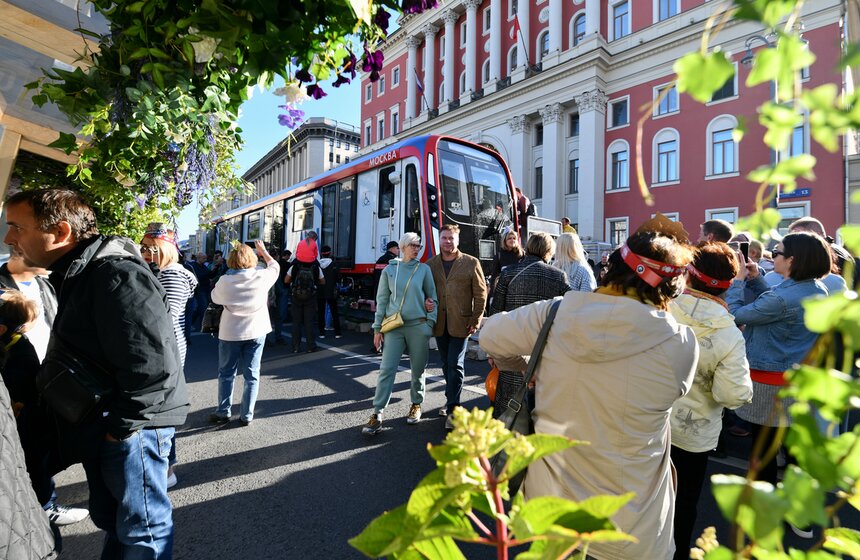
[
  {"x1": 286, "y1": 194, "x2": 316, "y2": 254},
  {"x1": 401, "y1": 158, "x2": 422, "y2": 240},
  {"x1": 375, "y1": 161, "x2": 402, "y2": 252}
]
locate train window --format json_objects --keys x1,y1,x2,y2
[
  {"x1": 440, "y1": 156, "x2": 470, "y2": 216},
  {"x1": 321, "y1": 183, "x2": 337, "y2": 250},
  {"x1": 336, "y1": 180, "x2": 355, "y2": 261},
  {"x1": 378, "y1": 165, "x2": 396, "y2": 218},
  {"x1": 292, "y1": 198, "x2": 314, "y2": 232},
  {"x1": 404, "y1": 164, "x2": 421, "y2": 235},
  {"x1": 246, "y1": 213, "x2": 261, "y2": 240}
]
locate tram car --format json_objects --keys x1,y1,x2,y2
[{"x1": 210, "y1": 135, "x2": 518, "y2": 297}]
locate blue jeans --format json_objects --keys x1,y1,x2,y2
[
  {"x1": 217, "y1": 336, "x2": 266, "y2": 422},
  {"x1": 436, "y1": 329, "x2": 469, "y2": 409},
  {"x1": 82, "y1": 428, "x2": 175, "y2": 560}
]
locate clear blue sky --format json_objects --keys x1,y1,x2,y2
[{"x1": 176, "y1": 77, "x2": 360, "y2": 240}]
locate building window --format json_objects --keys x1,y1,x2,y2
[
  {"x1": 707, "y1": 208, "x2": 738, "y2": 224},
  {"x1": 344, "y1": 142, "x2": 350, "y2": 151},
  {"x1": 569, "y1": 113, "x2": 579, "y2": 137},
  {"x1": 789, "y1": 122, "x2": 807, "y2": 156},
  {"x1": 612, "y1": 1, "x2": 630, "y2": 40},
  {"x1": 365, "y1": 84, "x2": 372, "y2": 102},
  {"x1": 328, "y1": 152, "x2": 334, "y2": 162},
  {"x1": 534, "y1": 166, "x2": 543, "y2": 199},
  {"x1": 336, "y1": 139, "x2": 341, "y2": 148},
  {"x1": 777, "y1": 202, "x2": 810, "y2": 235},
  {"x1": 378, "y1": 76, "x2": 385, "y2": 94},
  {"x1": 658, "y1": 0, "x2": 678, "y2": 21},
  {"x1": 336, "y1": 154, "x2": 341, "y2": 163},
  {"x1": 710, "y1": 68, "x2": 737, "y2": 102},
  {"x1": 535, "y1": 123, "x2": 544, "y2": 146},
  {"x1": 607, "y1": 141, "x2": 630, "y2": 191},
  {"x1": 482, "y1": 59, "x2": 491, "y2": 84},
  {"x1": 365, "y1": 124, "x2": 371, "y2": 145},
  {"x1": 329, "y1": 138, "x2": 334, "y2": 147},
  {"x1": 654, "y1": 84, "x2": 678, "y2": 116},
  {"x1": 538, "y1": 30, "x2": 550, "y2": 61},
  {"x1": 656, "y1": 139, "x2": 678, "y2": 183},
  {"x1": 345, "y1": 156, "x2": 350, "y2": 163},
  {"x1": 378, "y1": 117, "x2": 385, "y2": 142},
  {"x1": 609, "y1": 97, "x2": 629, "y2": 128},
  {"x1": 460, "y1": 21, "x2": 468, "y2": 47},
  {"x1": 392, "y1": 66, "x2": 400, "y2": 86},
  {"x1": 568, "y1": 159, "x2": 579, "y2": 194},
  {"x1": 483, "y1": 8, "x2": 491, "y2": 33},
  {"x1": 355, "y1": 145, "x2": 359, "y2": 152},
  {"x1": 508, "y1": 46, "x2": 518, "y2": 74},
  {"x1": 392, "y1": 111, "x2": 400, "y2": 135},
  {"x1": 509, "y1": 0, "x2": 518, "y2": 18},
  {"x1": 459, "y1": 72, "x2": 467, "y2": 94},
  {"x1": 712, "y1": 129, "x2": 736, "y2": 175},
  {"x1": 572, "y1": 14, "x2": 586, "y2": 46},
  {"x1": 607, "y1": 218, "x2": 629, "y2": 246}
]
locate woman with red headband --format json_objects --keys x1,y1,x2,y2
[
  {"x1": 480, "y1": 216, "x2": 698, "y2": 560},
  {"x1": 668, "y1": 242, "x2": 752, "y2": 559}
]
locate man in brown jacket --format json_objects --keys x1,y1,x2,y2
[{"x1": 427, "y1": 224, "x2": 487, "y2": 429}]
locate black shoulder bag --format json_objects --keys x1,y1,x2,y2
[
  {"x1": 201, "y1": 303, "x2": 223, "y2": 334},
  {"x1": 490, "y1": 298, "x2": 562, "y2": 496}
]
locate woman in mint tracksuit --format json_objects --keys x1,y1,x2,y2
[{"x1": 362, "y1": 232, "x2": 437, "y2": 435}]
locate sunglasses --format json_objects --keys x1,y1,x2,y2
[
  {"x1": 140, "y1": 245, "x2": 159, "y2": 254},
  {"x1": 772, "y1": 250, "x2": 786, "y2": 259},
  {"x1": 409, "y1": 243, "x2": 421, "y2": 249}
]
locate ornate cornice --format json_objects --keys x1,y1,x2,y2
[
  {"x1": 539, "y1": 103, "x2": 563, "y2": 124},
  {"x1": 507, "y1": 115, "x2": 532, "y2": 134},
  {"x1": 575, "y1": 90, "x2": 608, "y2": 114}
]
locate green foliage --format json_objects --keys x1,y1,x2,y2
[
  {"x1": 350, "y1": 408, "x2": 633, "y2": 559},
  {"x1": 27, "y1": 0, "x2": 396, "y2": 234},
  {"x1": 673, "y1": 51, "x2": 735, "y2": 104}
]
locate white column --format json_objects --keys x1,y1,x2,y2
[
  {"x1": 574, "y1": 90, "x2": 608, "y2": 241},
  {"x1": 464, "y1": 0, "x2": 481, "y2": 95},
  {"x1": 506, "y1": 116, "x2": 530, "y2": 197},
  {"x1": 443, "y1": 10, "x2": 458, "y2": 103},
  {"x1": 585, "y1": 0, "x2": 599, "y2": 36},
  {"x1": 405, "y1": 36, "x2": 421, "y2": 119},
  {"x1": 538, "y1": 103, "x2": 563, "y2": 220},
  {"x1": 489, "y1": 0, "x2": 501, "y2": 81},
  {"x1": 549, "y1": 0, "x2": 562, "y2": 53},
  {"x1": 519, "y1": 0, "x2": 530, "y2": 65},
  {"x1": 422, "y1": 24, "x2": 439, "y2": 111}
]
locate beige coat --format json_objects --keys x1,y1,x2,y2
[
  {"x1": 480, "y1": 292, "x2": 698, "y2": 560},
  {"x1": 427, "y1": 252, "x2": 487, "y2": 338}
]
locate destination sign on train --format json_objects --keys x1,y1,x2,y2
[{"x1": 367, "y1": 149, "x2": 398, "y2": 169}]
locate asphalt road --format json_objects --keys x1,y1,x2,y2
[{"x1": 52, "y1": 326, "x2": 857, "y2": 558}]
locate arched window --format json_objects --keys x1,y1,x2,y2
[
  {"x1": 537, "y1": 30, "x2": 550, "y2": 62},
  {"x1": 439, "y1": 82, "x2": 445, "y2": 104},
  {"x1": 482, "y1": 59, "x2": 491, "y2": 84},
  {"x1": 706, "y1": 115, "x2": 739, "y2": 177},
  {"x1": 571, "y1": 14, "x2": 586, "y2": 47},
  {"x1": 459, "y1": 71, "x2": 467, "y2": 95},
  {"x1": 652, "y1": 128, "x2": 680, "y2": 184},
  {"x1": 507, "y1": 46, "x2": 518, "y2": 74},
  {"x1": 606, "y1": 139, "x2": 630, "y2": 191}
]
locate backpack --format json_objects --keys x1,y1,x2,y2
[{"x1": 291, "y1": 264, "x2": 317, "y2": 303}]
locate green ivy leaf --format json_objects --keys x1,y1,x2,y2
[
  {"x1": 734, "y1": 116, "x2": 747, "y2": 143},
  {"x1": 747, "y1": 155, "x2": 816, "y2": 191},
  {"x1": 711, "y1": 474, "x2": 789, "y2": 548},
  {"x1": 803, "y1": 294, "x2": 851, "y2": 333},
  {"x1": 759, "y1": 102, "x2": 803, "y2": 151},
  {"x1": 674, "y1": 51, "x2": 735, "y2": 103},
  {"x1": 702, "y1": 547, "x2": 735, "y2": 560},
  {"x1": 735, "y1": 208, "x2": 782, "y2": 242},
  {"x1": 841, "y1": 225, "x2": 860, "y2": 254},
  {"x1": 411, "y1": 536, "x2": 466, "y2": 559},
  {"x1": 349, "y1": 505, "x2": 407, "y2": 557},
  {"x1": 510, "y1": 496, "x2": 616, "y2": 540},
  {"x1": 780, "y1": 465, "x2": 828, "y2": 529},
  {"x1": 503, "y1": 434, "x2": 582, "y2": 481},
  {"x1": 823, "y1": 527, "x2": 860, "y2": 558},
  {"x1": 784, "y1": 407, "x2": 839, "y2": 488},
  {"x1": 733, "y1": 0, "x2": 798, "y2": 28}
]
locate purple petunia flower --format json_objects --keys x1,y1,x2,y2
[
  {"x1": 295, "y1": 69, "x2": 312, "y2": 83},
  {"x1": 343, "y1": 50, "x2": 358, "y2": 79},
  {"x1": 401, "y1": 0, "x2": 438, "y2": 15},
  {"x1": 374, "y1": 9, "x2": 390, "y2": 33},
  {"x1": 306, "y1": 84, "x2": 327, "y2": 100},
  {"x1": 332, "y1": 74, "x2": 351, "y2": 88},
  {"x1": 277, "y1": 104, "x2": 305, "y2": 128}
]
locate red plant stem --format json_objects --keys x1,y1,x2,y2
[
  {"x1": 467, "y1": 510, "x2": 494, "y2": 538},
  {"x1": 480, "y1": 455, "x2": 510, "y2": 560}
]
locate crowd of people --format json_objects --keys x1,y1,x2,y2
[{"x1": 0, "y1": 186, "x2": 853, "y2": 560}]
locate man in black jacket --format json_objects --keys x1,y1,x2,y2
[{"x1": 4, "y1": 189, "x2": 188, "y2": 559}]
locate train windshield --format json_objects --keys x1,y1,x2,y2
[{"x1": 438, "y1": 140, "x2": 513, "y2": 238}]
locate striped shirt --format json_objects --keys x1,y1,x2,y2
[{"x1": 157, "y1": 264, "x2": 197, "y2": 367}]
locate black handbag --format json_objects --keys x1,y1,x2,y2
[
  {"x1": 490, "y1": 298, "x2": 562, "y2": 496},
  {"x1": 201, "y1": 302, "x2": 223, "y2": 334},
  {"x1": 36, "y1": 336, "x2": 114, "y2": 425}
]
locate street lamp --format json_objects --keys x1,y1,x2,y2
[{"x1": 740, "y1": 34, "x2": 776, "y2": 66}]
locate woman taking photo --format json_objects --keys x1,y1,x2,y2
[
  {"x1": 480, "y1": 217, "x2": 698, "y2": 560},
  {"x1": 489, "y1": 227, "x2": 524, "y2": 302},
  {"x1": 552, "y1": 232, "x2": 597, "y2": 292},
  {"x1": 669, "y1": 242, "x2": 752, "y2": 558},
  {"x1": 727, "y1": 232, "x2": 831, "y2": 486},
  {"x1": 210, "y1": 240, "x2": 279, "y2": 426},
  {"x1": 362, "y1": 232, "x2": 437, "y2": 435},
  {"x1": 140, "y1": 223, "x2": 197, "y2": 488}
]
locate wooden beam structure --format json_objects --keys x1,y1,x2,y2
[
  {"x1": 20, "y1": 139, "x2": 78, "y2": 165},
  {"x1": 0, "y1": 128, "x2": 22, "y2": 202},
  {"x1": 0, "y1": 0, "x2": 96, "y2": 68}
]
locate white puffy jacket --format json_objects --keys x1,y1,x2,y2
[{"x1": 668, "y1": 293, "x2": 752, "y2": 452}]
